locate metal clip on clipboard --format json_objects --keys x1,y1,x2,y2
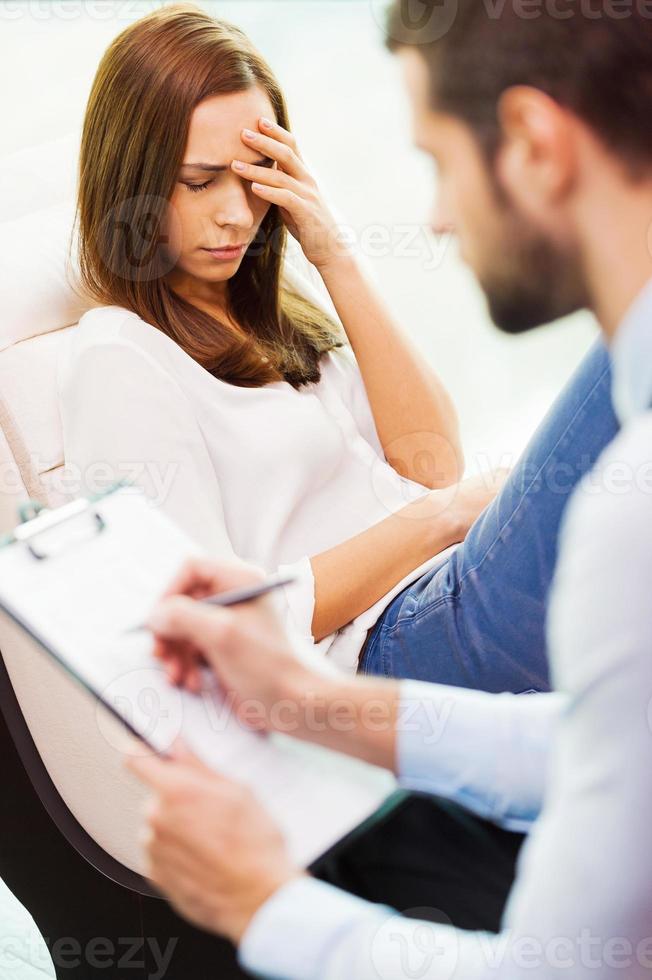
[
  {"x1": 6, "y1": 481, "x2": 130, "y2": 561},
  {"x1": 14, "y1": 499, "x2": 106, "y2": 561}
]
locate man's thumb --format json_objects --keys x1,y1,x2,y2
[{"x1": 169, "y1": 736, "x2": 217, "y2": 775}]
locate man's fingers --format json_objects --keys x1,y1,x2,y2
[
  {"x1": 169, "y1": 736, "x2": 211, "y2": 772},
  {"x1": 161, "y1": 557, "x2": 264, "y2": 601},
  {"x1": 127, "y1": 746, "x2": 232, "y2": 797},
  {"x1": 126, "y1": 750, "x2": 178, "y2": 790},
  {"x1": 154, "y1": 634, "x2": 211, "y2": 693},
  {"x1": 160, "y1": 558, "x2": 220, "y2": 599},
  {"x1": 147, "y1": 594, "x2": 235, "y2": 651}
]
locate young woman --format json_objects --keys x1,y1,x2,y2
[{"x1": 59, "y1": 3, "x2": 618, "y2": 694}]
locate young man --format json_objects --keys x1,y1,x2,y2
[{"x1": 128, "y1": 3, "x2": 652, "y2": 977}]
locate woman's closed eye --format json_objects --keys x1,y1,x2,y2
[
  {"x1": 184, "y1": 180, "x2": 213, "y2": 193},
  {"x1": 182, "y1": 157, "x2": 275, "y2": 193}
]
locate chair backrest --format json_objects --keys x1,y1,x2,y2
[{"x1": 0, "y1": 137, "x2": 156, "y2": 882}]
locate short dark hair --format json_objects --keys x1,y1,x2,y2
[{"x1": 385, "y1": 0, "x2": 652, "y2": 172}]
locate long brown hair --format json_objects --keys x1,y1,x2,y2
[{"x1": 73, "y1": 2, "x2": 344, "y2": 388}]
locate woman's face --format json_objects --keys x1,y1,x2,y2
[{"x1": 164, "y1": 86, "x2": 277, "y2": 302}]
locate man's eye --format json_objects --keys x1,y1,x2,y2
[{"x1": 185, "y1": 180, "x2": 213, "y2": 193}]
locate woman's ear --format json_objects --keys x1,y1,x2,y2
[{"x1": 495, "y1": 85, "x2": 577, "y2": 213}]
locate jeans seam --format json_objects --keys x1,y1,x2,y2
[
  {"x1": 389, "y1": 591, "x2": 458, "y2": 633},
  {"x1": 378, "y1": 626, "x2": 396, "y2": 678}
]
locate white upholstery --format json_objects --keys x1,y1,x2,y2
[
  {"x1": 0, "y1": 202, "x2": 99, "y2": 353},
  {"x1": 0, "y1": 137, "x2": 151, "y2": 875},
  {"x1": 0, "y1": 132, "x2": 80, "y2": 222}
]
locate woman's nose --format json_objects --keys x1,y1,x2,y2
[{"x1": 214, "y1": 175, "x2": 255, "y2": 229}]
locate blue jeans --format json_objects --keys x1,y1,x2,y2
[{"x1": 358, "y1": 341, "x2": 618, "y2": 693}]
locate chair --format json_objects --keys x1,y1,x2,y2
[{"x1": 0, "y1": 135, "x2": 329, "y2": 978}]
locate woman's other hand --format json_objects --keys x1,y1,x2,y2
[
  {"x1": 448, "y1": 467, "x2": 511, "y2": 539},
  {"x1": 403, "y1": 467, "x2": 511, "y2": 549}
]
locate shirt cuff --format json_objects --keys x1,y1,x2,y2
[
  {"x1": 237, "y1": 874, "x2": 390, "y2": 980},
  {"x1": 276, "y1": 555, "x2": 316, "y2": 646}
]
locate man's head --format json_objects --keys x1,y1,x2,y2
[{"x1": 386, "y1": 0, "x2": 652, "y2": 333}]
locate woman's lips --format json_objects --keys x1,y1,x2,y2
[{"x1": 202, "y1": 244, "x2": 246, "y2": 260}]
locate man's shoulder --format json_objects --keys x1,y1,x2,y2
[
  {"x1": 550, "y1": 411, "x2": 652, "y2": 691},
  {"x1": 566, "y1": 410, "x2": 652, "y2": 535},
  {"x1": 606, "y1": 410, "x2": 652, "y2": 465},
  {"x1": 554, "y1": 407, "x2": 652, "y2": 604}
]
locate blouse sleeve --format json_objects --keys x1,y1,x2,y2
[
  {"x1": 280, "y1": 238, "x2": 386, "y2": 462},
  {"x1": 57, "y1": 330, "x2": 320, "y2": 654},
  {"x1": 322, "y1": 345, "x2": 386, "y2": 461}
]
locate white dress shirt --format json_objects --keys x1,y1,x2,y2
[
  {"x1": 56, "y1": 248, "x2": 454, "y2": 673},
  {"x1": 238, "y1": 277, "x2": 652, "y2": 980}
]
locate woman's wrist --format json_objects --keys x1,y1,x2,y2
[
  {"x1": 400, "y1": 487, "x2": 465, "y2": 560},
  {"x1": 313, "y1": 247, "x2": 359, "y2": 280}
]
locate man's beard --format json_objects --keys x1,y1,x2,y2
[{"x1": 478, "y1": 201, "x2": 589, "y2": 335}]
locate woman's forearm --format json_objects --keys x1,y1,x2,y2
[
  {"x1": 317, "y1": 252, "x2": 464, "y2": 489},
  {"x1": 310, "y1": 488, "x2": 465, "y2": 641}
]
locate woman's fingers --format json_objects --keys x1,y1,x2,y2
[
  {"x1": 257, "y1": 116, "x2": 303, "y2": 156},
  {"x1": 249, "y1": 183, "x2": 303, "y2": 211},
  {"x1": 231, "y1": 159, "x2": 301, "y2": 195},
  {"x1": 240, "y1": 126, "x2": 309, "y2": 181}
]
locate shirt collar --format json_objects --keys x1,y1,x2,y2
[{"x1": 610, "y1": 276, "x2": 652, "y2": 424}]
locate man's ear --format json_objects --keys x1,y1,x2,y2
[{"x1": 495, "y1": 86, "x2": 577, "y2": 210}]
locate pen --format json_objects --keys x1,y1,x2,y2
[{"x1": 125, "y1": 571, "x2": 296, "y2": 633}]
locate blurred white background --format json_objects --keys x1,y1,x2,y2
[{"x1": 0, "y1": 0, "x2": 597, "y2": 465}]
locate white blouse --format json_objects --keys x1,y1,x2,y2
[{"x1": 56, "y1": 256, "x2": 454, "y2": 672}]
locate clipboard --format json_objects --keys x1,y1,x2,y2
[
  {"x1": 0, "y1": 484, "x2": 399, "y2": 867},
  {"x1": 0, "y1": 481, "x2": 167, "y2": 755}
]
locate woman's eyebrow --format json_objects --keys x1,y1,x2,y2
[{"x1": 180, "y1": 156, "x2": 273, "y2": 173}]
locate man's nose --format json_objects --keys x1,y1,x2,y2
[
  {"x1": 430, "y1": 213, "x2": 455, "y2": 238},
  {"x1": 429, "y1": 197, "x2": 455, "y2": 238}
]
